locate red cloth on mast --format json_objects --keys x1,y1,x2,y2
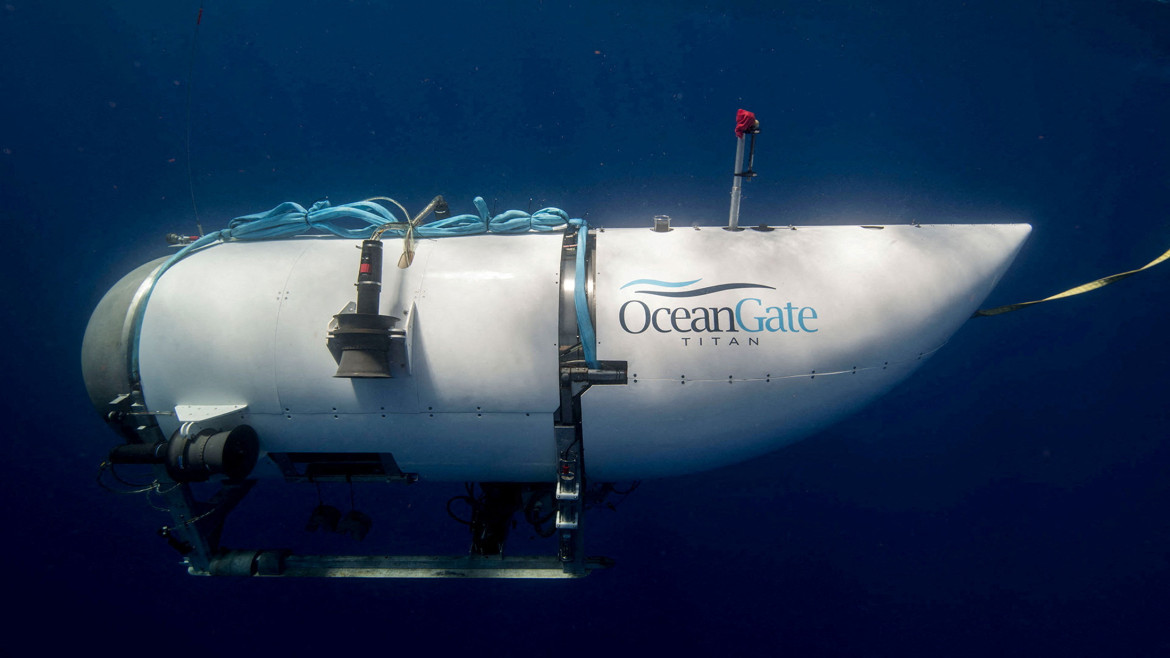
[{"x1": 735, "y1": 109, "x2": 757, "y2": 138}]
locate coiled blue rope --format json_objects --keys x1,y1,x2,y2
[{"x1": 129, "y1": 196, "x2": 598, "y2": 381}]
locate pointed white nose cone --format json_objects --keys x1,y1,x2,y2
[{"x1": 584, "y1": 223, "x2": 1032, "y2": 479}]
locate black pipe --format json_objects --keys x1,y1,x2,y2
[
  {"x1": 329, "y1": 239, "x2": 399, "y2": 378},
  {"x1": 355, "y1": 240, "x2": 383, "y2": 315},
  {"x1": 109, "y1": 441, "x2": 168, "y2": 464},
  {"x1": 107, "y1": 426, "x2": 260, "y2": 483}
]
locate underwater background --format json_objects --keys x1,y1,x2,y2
[{"x1": 3, "y1": 0, "x2": 1169, "y2": 654}]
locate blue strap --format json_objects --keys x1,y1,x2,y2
[{"x1": 570, "y1": 218, "x2": 599, "y2": 368}]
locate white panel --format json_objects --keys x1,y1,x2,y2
[
  {"x1": 392, "y1": 412, "x2": 557, "y2": 482},
  {"x1": 583, "y1": 359, "x2": 920, "y2": 480},
  {"x1": 411, "y1": 234, "x2": 562, "y2": 413},
  {"x1": 273, "y1": 238, "x2": 428, "y2": 414},
  {"x1": 592, "y1": 224, "x2": 1030, "y2": 381},
  {"x1": 139, "y1": 240, "x2": 301, "y2": 414},
  {"x1": 137, "y1": 235, "x2": 563, "y2": 481},
  {"x1": 583, "y1": 223, "x2": 1030, "y2": 478},
  {"x1": 174, "y1": 404, "x2": 247, "y2": 422}
]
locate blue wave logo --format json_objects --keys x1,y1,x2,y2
[
  {"x1": 619, "y1": 278, "x2": 702, "y2": 290},
  {"x1": 620, "y1": 278, "x2": 776, "y2": 298},
  {"x1": 617, "y1": 277, "x2": 818, "y2": 336}
]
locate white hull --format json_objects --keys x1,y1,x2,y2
[{"x1": 88, "y1": 222, "x2": 1030, "y2": 481}]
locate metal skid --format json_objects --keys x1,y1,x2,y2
[{"x1": 102, "y1": 391, "x2": 613, "y2": 578}]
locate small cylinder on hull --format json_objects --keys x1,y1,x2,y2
[
  {"x1": 330, "y1": 239, "x2": 398, "y2": 378},
  {"x1": 106, "y1": 425, "x2": 260, "y2": 483}
]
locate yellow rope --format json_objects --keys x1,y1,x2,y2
[{"x1": 974, "y1": 245, "x2": 1170, "y2": 317}]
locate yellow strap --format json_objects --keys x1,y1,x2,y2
[{"x1": 973, "y1": 245, "x2": 1170, "y2": 317}]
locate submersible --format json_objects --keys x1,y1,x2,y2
[{"x1": 81, "y1": 111, "x2": 1030, "y2": 577}]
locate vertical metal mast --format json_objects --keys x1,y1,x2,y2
[{"x1": 728, "y1": 109, "x2": 760, "y2": 231}]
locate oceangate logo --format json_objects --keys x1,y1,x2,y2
[{"x1": 618, "y1": 278, "x2": 819, "y2": 347}]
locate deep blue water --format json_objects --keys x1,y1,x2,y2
[{"x1": 3, "y1": 1, "x2": 1169, "y2": 654}]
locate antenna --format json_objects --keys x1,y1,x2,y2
[
  {"x1": 184, "y1": 2, "x2": 206, "y2": 237},
  {"x1": 727, "y1": 109, "x2": 759, "y2": 231}
]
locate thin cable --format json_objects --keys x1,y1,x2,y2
[
  {"x1": 610, "y1": 481, "x2": 640, "y2": 496},
  {"x1": 107, "y1": 461, "x2": 154, "y2": 489},
  {"x1": 446, "y1": 483, "x2": 480, "y2": 526},
  {"x1": 96, "y1": 461, "x2": 156, "y2": 494},
  {"x1": 560, "y1": 433, "x2": 582, "y2": 461},
  {"x1": 364, "y1": 196, "x2": 410, "y2": 226},
  {"x1": 185, "y1": 2, "x2": 205, "y2": 236}
]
